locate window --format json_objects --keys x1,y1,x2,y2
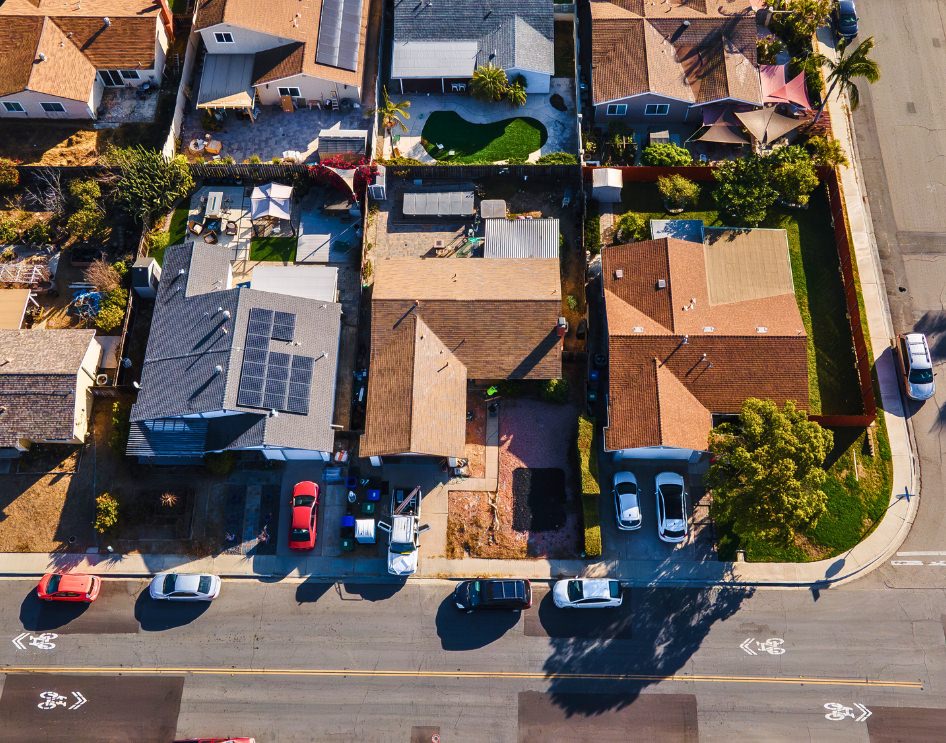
[
  {"x1": 120, "y1": 70, "x2": 140, "y2": 80},
  {"x1": 277, "y1": 87, "x2": 302, "y2": 98},
  {"x1": 644, "y1": 103, "x2": 670, "y2": 116},
  {"x1": 40, "y1": 102, "x2": 66, "y2": 113},
  {"x1": 214, "y1": 31, "x2": 234, "y2": 43},
  {"x1": 2, "y1": 101, "x2": 24, "y2": 113},
  {"x1": 606, "y1": 103, "x2": 627, "y2": 116}
]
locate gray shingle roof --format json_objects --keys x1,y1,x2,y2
[
  {"x1": 130, "y1": 243, "x2": 342, "y2": 456},
  {"x1": 392, "y1": 0, "x2": 554, "y2": 77},
  {"x1": 0, "y1": 329, "x2": 97, "y2": 448}
]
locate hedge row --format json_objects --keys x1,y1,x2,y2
[{"x1": 576, "y1": 415, "x2": 602, "y2": 557}]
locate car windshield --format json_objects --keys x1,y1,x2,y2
[
  {"x1": 616, "y1": 481, "x2": 637, "y2": 495},
  {"x1": 566, "y1": 580, "x2": 584, "y2": 602},
  {"x1": 198, "y1": 576, "x2": 212, "y2": 594},
  {"x1": 608, "y1": 581, "x2": 621, "y2": 598},
  {"x1": 665, "y1": 528, "x2": 686, "y2": 538},
  {"x1": 291, "y1": 528, "x2": 310, "y2": 541},
  {"x1": 909, "y1": 368, "x2": 934, "y2": 384},
  {"x1": 293, "y1": 495, "x2": 316, "y2": 507},
  {"x1": 662, "y1": 485, "x2": 684, "y2": 519},
  {"x1": 162, "y1": 574, "x2": 176, "y2": 594},
  {"x1": 391, "y1": 541, "x2": 415, "y2": 554},
  {"x1": 45, "y1": 574, "x2": 62, "y2": 593}
]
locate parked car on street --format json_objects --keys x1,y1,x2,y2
[
  {"x1": 36, "y1": 573, "x2": 101, "y2": 603},
  {"x1": 832, "y1": 0, "x2": 859, "y2": 40},
  {"x1": 613, "y1": 471, "x2": 642, "y2": 530},
  {"x1": 897, "y1": 333, "x2": 935, "y2": 401},
  {"x1": 453, "y1": 579, "x2": 532, "y2": 612},
  {"x1": 655, "y1": 472, "x2": 688, "y2": 544},
  {"x1": 149, "y1": 573, "x2": 221, "y2": 601},
  {"x1": 288, "y1": 480, "x2": 320, "y2": 550},
  {"x1": 552, "y1": 578, "x2": 623, "y2": 609}
]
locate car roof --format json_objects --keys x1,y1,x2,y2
[
  {"x1": 172, "y1": 574, "x2": 203, "y2": 592},
  {"x1": 484, "y1": 579, "x2": 526, "y2": 600},
  {"x1": 577, "y1": 579, "x2": 616, "y2": 599},
  {"x1": 291, "y1": 504, "x2": 313, "y2": 529},
  {"x1": 55, "y1": 574, "x2": 94, "y2": 592},
  {"x1": 905, "y1": 334, "x2": 932, "y2": 369}
]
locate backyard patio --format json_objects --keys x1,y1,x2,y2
[{"x1": 183, "y1": 185, "x2": 254, "y2": 261}]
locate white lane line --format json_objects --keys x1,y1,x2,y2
[{"x1": 896, "y1": 551, "x2": 946, "y2": 556}]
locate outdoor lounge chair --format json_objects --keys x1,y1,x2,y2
[
  {"x1": 224, "y1": 220, "x2": 238, "y2": 236},
  {"x1": 187, "y1": 220, "x2": 204, "y2": 235},
  {"x1": 203, "y1": 231, "x2": 218, "y2": 244}
]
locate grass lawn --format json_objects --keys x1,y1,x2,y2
[
  {"x1": 250, "y1": 236, "x2": 298, "y2": 263},
  {"x1": 421, "y1": 111, "x2": 547, "y2": 164},
  {"x1": 619, "y1": 181, "x2": 862, "y2": 416},
  {"x1": 554, "y1": 20, "x2": 575, "y2": 77}
]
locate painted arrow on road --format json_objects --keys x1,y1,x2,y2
[
  {"x1": 11, "y1": 633, "x2": 28, "y2": 650},
  {"x1": 69, "y1": 692, "x2": 87, "y2": 711},
  {"x1": 854, "y1": 703, "x2": 871, "y2": 722},
  {"x1": 740, "y1": 638, "x2": 757, "y2": 655}
]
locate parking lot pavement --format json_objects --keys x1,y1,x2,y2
[{"x1": 600, "y1": 463, "x2": 716, "y2": 563}]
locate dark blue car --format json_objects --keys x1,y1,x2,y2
[{"x1": 833, "y1": 0, "x2": 859, "y2": 40}]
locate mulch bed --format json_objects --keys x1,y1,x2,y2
[{"x1": 512, "y1": 468, "x2": 566, "y2": 532}]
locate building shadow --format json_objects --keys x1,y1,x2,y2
[
  {"x1": 134, "y1": 589, "x2": 211, "y2": 631},
  {"x1": 19, "y1": 589, "x2": 90, "y2": 631},
  {"x1": 295, "y1": 579, "x2": 335, "y2": 604},
  {"x1": 434, "y1": 595, "x2": 521, "y2": 651}
]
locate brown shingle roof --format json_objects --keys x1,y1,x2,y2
[
  {"x1": 0, "y1": 17, "x2": 43, "y2": 97},
  {"x1": 590, "y1": 2, "x2": 761, "y2": 105},
  {"x1": 194, "y1": 0, "x2": 369, "y2": 88},
  {"x1": 253, "y1": 42, "x2": 305, "y2": 85},
  {"x1": 52, "y1": 16, "x2": 158, "y2": 69}
]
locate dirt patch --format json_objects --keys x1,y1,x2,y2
[
  {"x1": 512, "y1": 468, "x2": 566, "y2": 531},
  {"x1": 463, "y1": 392, "x2": 487, "y2": 478},
  {"x1": 447, "y1": 399, "x2": 580, "y2": 559}
]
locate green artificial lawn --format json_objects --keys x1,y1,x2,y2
[
  {"x1": 421, "y1": 111, "x2": 547, "y2": 164},
  {"x1": 619, "y1": 182, "x2": 862, "y2": 416},
  {"x1": 167, "y1": 206, "x2": 189, "y2": 244},
  {"x1": 250, "y1": 236, "x2": 298, "y2": 263}
]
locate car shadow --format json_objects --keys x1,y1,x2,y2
[
  {"x1": 19, "y1": 589, "x2": 90, "y2": 631},
  {"x1": 295, "y1": 580, "x2": 334, "y2": 604},
  {"x1": 133, "y1": 589, "x2": 211, "y2": 631},
  {"x1": 435, "y1": 594, "x2": 521, "y2": 651}
]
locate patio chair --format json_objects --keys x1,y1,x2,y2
[
  {"x1": 187, "y1": 220, "x2": 204, "y2": 235},
  {"x1": 224, "y1": 220, "x2": 238, "y2": 236},
  {"x1": 203, "y1": 231, "x2": 218, "y2": 244}
]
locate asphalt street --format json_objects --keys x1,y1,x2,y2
[
  {"x1": 0, "y1": 578, "x2": 943, "y2": 741},
  {"x1": 851, "y1": 0, "x2": 946, "y2": 589}
]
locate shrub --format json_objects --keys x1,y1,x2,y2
[
  {"x1": 205, "y1": 451, "x2": 236, "y2": 476},
  {"x1": 0, "y1": 158, "x2": 19, "y2": 190},
  {"x1": 378, "y1": 156, "x2": 425, "y2": 166},
  {"x1": 657, "y1": 174, "x2": 700, "y2": 210},
  {"x1": 94, "y1": 492, "x2": 120, "y2": 534},
  {"x1": 712, "y1": 154, "x2": 778, "y2": 226},
  {"x1": 247, "y1": 154, "x2": 263, "y2": 164},
  {"x1": 66, "y1": 208, "x2": 106, "y2": 241},
  {"x1": 541, "y1": 377, "x2": 570, "y2": 404},
  {"x1": 615, "y1": 211, "x2": 647, "y2": 242},
  {"x1": 0, "y1": 220, "x2": 17, "y2": 244},
  {"x1": 23, "y1": 220, "x2": 51, "y2": 245},
  {"x1": 147, "y1": 229, "x2": 170, "y2": 256},
  {"x1": 640, "y1": 142, "x2": 692, "y2": 166},
  {"x1": 769, "y1": 145, "x2": 820, "y2": 207},
  {"x1": 806, "y1": 135, "x2": 849, "y2": 168},
  {"x1": 95, "y1": 287, "x2": 127, "y2": 333},
  {"x1": 582, "y1": 495, "x2": 602, "y2": 557},
  {"x1": 68, "y1": 179, "x2": 101, "y2": 206},
  {"x1": 84, "y1": 258, "x2": 122, "y2": 292},
  {"x1": 566, "y1": 294, "x2": 578, "y2": 311},
  {"x1": 576, "y1": 415, "x2": 599, "y2": 495},
  {"x1": 108, "y1": 401, "x2": 130, "y2": 454},
  {"x1": 757, "y1": 35, "x2": 784, "y2": 65},
  {"x1": 104, "y1": 146, "x2": 194, "y2": 222},
  {"x1": 535, "y1": 151, "x2": 578, "y2": 165},
  {"x1": 584, "y1": 207, "x2": 601, "y2": 255}
]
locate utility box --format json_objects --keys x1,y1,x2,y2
[{"x1": 132, "y1": 256, "x2": 161, "y2": 299}]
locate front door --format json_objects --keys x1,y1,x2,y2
[{"x1": 99, "y1": 70, "x2": 124, "y2": 87}]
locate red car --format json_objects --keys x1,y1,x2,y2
[
  {"x1": 288, "y1": 481, "x2": 319, "y2": 550},
  {"x1": 36, "y1": 573, "x2": 101, "y2": 603}
]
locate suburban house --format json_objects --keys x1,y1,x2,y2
[
  {"x1": 192, "y1": 0, "x2": 374, "y2": 115},
  {"x1": 0, "y1": 0, "x2": 173, "y2": 120},
  {"x1": 0, "y1": 329, "x2": 101, "y2": 455},
  {"x1": 587, "y1": 0, "x2": 762, "y2": 126},
  {"x1": 360, "y1": 258, "x2": 563, "y2": 460},
  {"x1": 127, "y1": 242, "x2": 342, "y2": 463},
  {"x1": 390, "y1": 0, "x2": 554, "y2": 95},
  {"x1": 602, "y1": 227, "x2": 809, "y2": 467}
]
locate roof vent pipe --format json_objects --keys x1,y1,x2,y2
[
  {"x1": 682, "y1": 20, "x2": 690, "y2": 28},
  {"x1": 222, "y1": 310, "x2": 231, "y2": 319},
  {"x1": 103, "y1": 16, "x2": 111, "y2": 27},
  {"x1": 214, "y1": 364, "x2": 223, "y2": 374},
  {"x1": 37, "y1": 52, "x2": 47, "y2": 62}
]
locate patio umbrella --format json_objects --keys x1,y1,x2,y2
[
  {"x1": 693, "y1": 122, "x2": 750, "y2": 145},
  {"x1": 735, "y1": 107, "x2": 805, "y2": 145},
  {"x1": 250, "y1": 182, "x2": 293, "y2": 220}
]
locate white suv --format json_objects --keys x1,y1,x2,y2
[{"x1": 898, "y1": 333, "x2": 935, "y2": 401}]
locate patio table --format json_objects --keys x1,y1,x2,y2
[{"x1": 205, "y1": 191, "x2": 224, "y2": 218}]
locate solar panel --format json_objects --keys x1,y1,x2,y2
[
  {"x1": 237, "y1": 388, "x2": 264, "y2": 408},
  {"x1": 285, "y1": 396, "x2": 310, "y2": 415},
  {"x1": 315, "y1": 0, "x2": 364, "y2": 72},
  {"x1": 272, "y1": 311, "x2": 296, "y2": 342},
  {"x1": 290, "y1": 355, "x2": 314, "y2": 384},
  {"x1": 268, "y1": 351, "x2": 290, "y2": 368},
  {"x1": 246, "y1": 332, "x2": 269, "y2": 350}
]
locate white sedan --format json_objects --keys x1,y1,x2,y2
[
  {"x1": 552, "y1": 578, "x2": 623, "y2": 609},
  {"x1": 613, "y1": 471, "x2": 642, "y2": 530},
  {"x1": 149, "y1": 572, "x2": 221, "y2": 601},
  {"x1": 655, "y1": 471, "x2": 688, "y2": 544}
]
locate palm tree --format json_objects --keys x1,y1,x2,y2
[
  {"x1": 812, "y1": 37, "x2": 880, "y2": 125},
  {"x1": 505, "y1": 81, "x2": 527, "y2": 107},
  {"x1": 471, "y1": 64, "x2": 509, "y2": 102},
  {"x1": 375, "y1": 87, "x2": 410, "y2": 133}
]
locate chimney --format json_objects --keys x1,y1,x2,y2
[
  {"x1": 656, "y1": 278, "x2": 667, "y2": 289},
  {"x1": 614, "y1": 268, "x2": 624, "y2": 280}
]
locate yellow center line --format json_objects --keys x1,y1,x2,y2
[{"x1": 0, "y1": 666, "x2": 924, "y2": 689}]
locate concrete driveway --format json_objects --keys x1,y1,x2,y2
[{"x1": 599, "y1": 460, "x2": 715, "y2": 563}]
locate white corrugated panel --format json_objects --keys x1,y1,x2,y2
[{"x1": 484, "y1": 218, "x2": 559, "y2": 259}]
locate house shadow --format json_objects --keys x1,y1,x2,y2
[
  {"x1": 434, "y1": 595, "x2": 521, "y2": 651},
  {"x1": 133, "y1": 589, "x2": 211, "y2": 631},
  {"x1": 541, "y1": 563, "x2": 753, "y2": 715}
]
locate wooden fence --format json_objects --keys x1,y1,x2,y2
[
  {"x1": 386, "y1": 164, "x2": 581, "y2": 182},
  {"x1": 582, "y1": 164, "x2": 719, "y2": 182}
]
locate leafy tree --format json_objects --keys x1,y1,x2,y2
[
  {"x1": 757, "y1": 35, "x2": 784, "y2": 65},
  {"x1": 806, "y1": 135, "x2": 849, "y2": 168},
  {"x1": 707, "y1": 399, "x2": 833, "y2": 546},
  {"x1": 640, "y1": 142, "x2": 692, "y2": 167},
  {"x1": 95, "y1": 287, "x2": 128, "y2": 332},
  {"x1": 66, "y1": 208, "x2": 105, "y2": 241},
  {"x1": 105, "y1": 146, "x2": 194, "y2": 222},
  {"x1": 768, "y1": 145, "x2": 820, "y2": 206},
  {"x1": 471, "y1": 64, "x2": 509, "y2": 102},
  {"x1": 615, "y1": 211, "x2": 647, "y2": 242},
  {"x1": 813, "y1": 36, "x2": 880, "y2": 124},
  {"x1": 0, "y1": 158, "x2": 19, "y2": 191},
  {"x1": 94, "y1": 492, "x2": 120, "y2": 533},
  {"x1": 535, "y1": 151, "x2": 578, "y2": 164},
  {"x1": 769, "y1": 0, "x2": 832, "y2": 47},
  {"x1": 712, "y1": 154, "x2": 778, "y2": 226},
  {"x1": 68, "y1": 179, "x2": 101, "y2": 206},
  {"x1": 23, "y1": 220, "x2": 51, "y2": 245},
  {"x1": 504, "y1": 80, "x2": 528, "y2": 107},
  {"x1": 373, "y1": 86, "x2": 411, "y2": 133},
  {"x1": 657, "y1": 174, "x2": 700, "y2": 210}
]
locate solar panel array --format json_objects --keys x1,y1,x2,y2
[
  {"x1": 236, "y1": 308, "x2": 312, "y2": 414},
  {"x1": 315, "y1": 0, "x2": 364, "y2": 72}
]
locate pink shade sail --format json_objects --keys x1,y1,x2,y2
[{"x1": 761, "y1": 65, "x2": 812, "y2": 110}]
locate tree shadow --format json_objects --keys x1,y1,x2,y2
[
  {"x1": 19, "y1": 589, "x2": 90, "y2": 631},
  {"x1": 295, "y1": 580, "x2": 334, "y2": 604},
  {"x1": 339, "y1": 581, "x2": 406, "y2": 602},
  {"x1": 434, "y1": 595, "x2": 521, "y2": 651},
  {"x1": 542, "y1": 575, "x2": 754, "y2": 715},
  {"x1": 133, "y1": 589, "x2": 211, "y2": 631}
]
